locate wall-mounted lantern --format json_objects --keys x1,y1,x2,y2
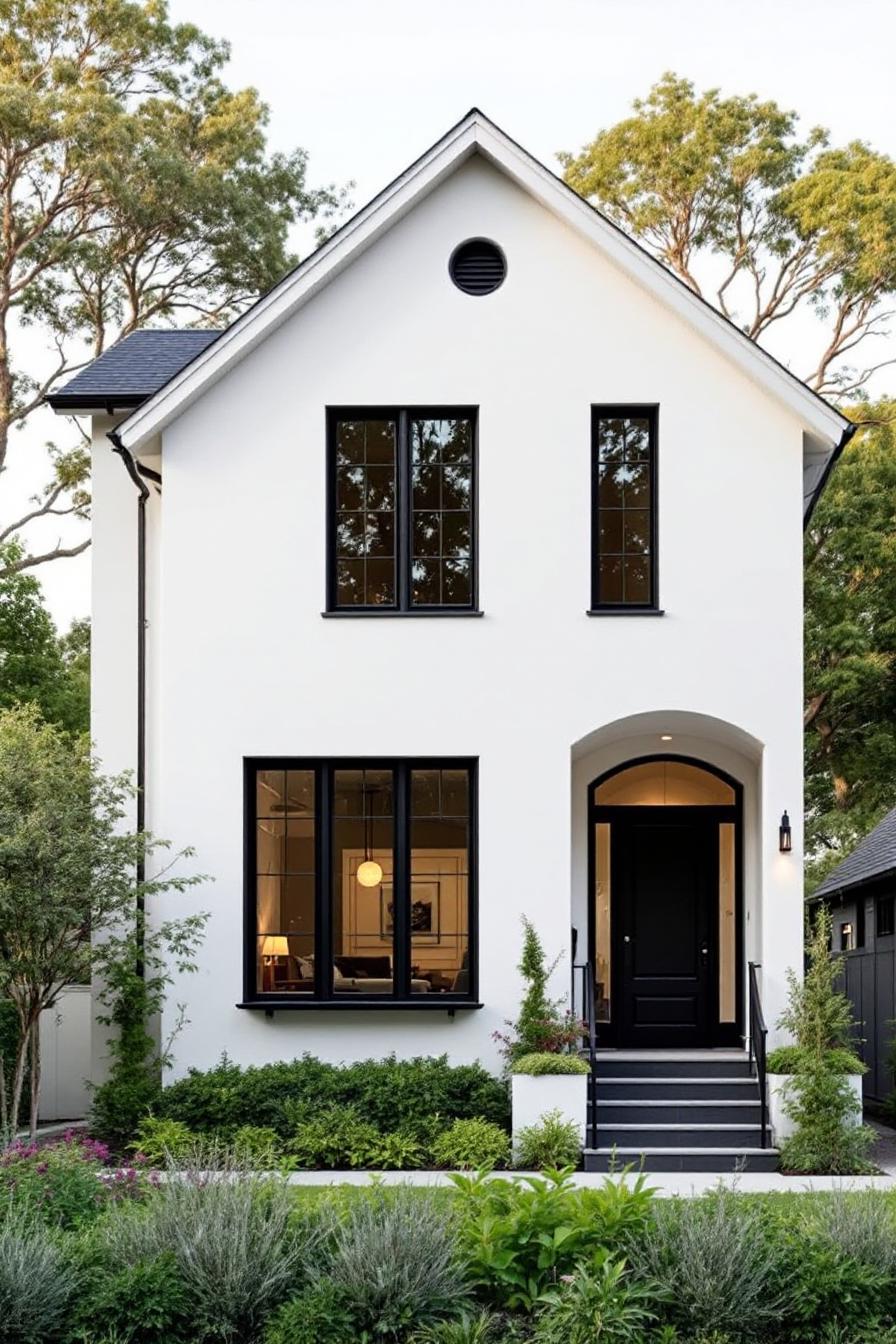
[{"x1": 779, "y1": 810, "x2": 792, "y2": 853}]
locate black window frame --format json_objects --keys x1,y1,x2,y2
[
  {"x1": 326, "y1": 407, "x2": 479, "y2": 615},
  {"x1": 877, "y1": 894, "x2": 895, "y2": 939},
  {"x1": 242, "y1": 756, "x2": 479, "y2": 1009},
  {"x1": 590, "y1": 404, "x2": 659, "y2": 613}
]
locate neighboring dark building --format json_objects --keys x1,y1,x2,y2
[{"x1": 812, "y1": 807, "x2": 896, "y2": 1102}]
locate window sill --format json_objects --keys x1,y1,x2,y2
[
  {"x1": 237, "y1": 998, "x2": 483, "y2": 1013},
  {"x1": 586, "y1": 608, "x2": 665, "y2": 617},
  {"x1": 321, "y1": 610, "x2": 484, "y2": 619}
]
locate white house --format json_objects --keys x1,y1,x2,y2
[{"x1": 50, "y1": 110, "x2": 852, "y2": 1169}]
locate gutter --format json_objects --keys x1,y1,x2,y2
[
  {"x1": 804, "y1": 420, "x2": 858, "y2": 528},
  {"x1": 107, "y1": 428, "x2": 150, "y2": 955}
]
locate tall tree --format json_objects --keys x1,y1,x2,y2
[
  {"x1": 0, "y1": 0, "x2": 346, "y2": 577},
  {"x1": 0, "y1": 542, "x2": 88, "y2": 733},
  {"x1": 560, "y1": 73, "x2": 896, "y2": 396},
  {"x1": 804, "y1": 406, "x2": 896, "y2": 889}
]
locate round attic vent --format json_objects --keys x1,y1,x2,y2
[{"x1": 448, "y1": 238, "x2": 506, "y2": 295}]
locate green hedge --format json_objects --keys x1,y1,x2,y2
[
  {"x1": 767, "y1": 1044, "x2": 866, "y2": 1075},
  {"x1": 512, "y1": 1052, "x2": 590, "y2": 1075},
  {"x1": 154, "y1": 1053, "x2": 510, "y2": 1138}
]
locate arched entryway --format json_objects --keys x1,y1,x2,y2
[{"x1": 589, "y1": 755, "x2": 743, "y2": 1047}]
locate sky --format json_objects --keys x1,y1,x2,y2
[{"x1": 13, "y1": 0, "x2": 896, "y2": 629}]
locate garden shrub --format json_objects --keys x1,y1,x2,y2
[
  {"x1": 131, "y1": 1115, "x2": 194, "y2": 1166},
  {"x1": 0, "y1": 1200, "x2": 79, "y2": 1344},
  {"x1": 102, "y1": 1156, "x2": 322, "y2": 1342},
  {"x1": 69, "y1": 1251, "x2": 193, "y2": 1344},
  {"x1": 310, "y1": 1184, "x2": 470, "y2": 1338},
  {"x1": 767, "y1": 1044, "x2": 865, "y2": 1075},
  {"x1": 410, "y1": 1311, "x2": 502, "y2": 1343},
  {"x1": 287, "y1": 1103, "x2": 383, "y2": 1169},
  {"x1": 534, "y1": 1250, "x2": 661, "y2": 1343},
  {"x1": 449, "y1": 1169, "x2": 654, "y2": 1311},
  {"x1": 0, "y1": 1131, "x2": 138, "y2": 1229},
  {"x1": 154, "y1": 1052, "x2": 510, "y2": 1139},
  {"x1": 512, "y1": 1051, "x2": 589, "y2": 1075},
  {"x1": 431, "y1": 1117, "x2": 510, "y2": 1170},
  {"x1": 263, "y1": 1278, "x2": 356, "y2": 1344},
  {"x1": 231, "y1": 1124, "x2": 283, "y2": 1166},
  {"x1": 628, "y1": 1186, "x2": 787, "y2": 1338},
  {"x1": 514, "y1": 1108, "x2": 581, "y2": 1169},
  {"x1": 495, "y1": 918, "x2": 581, "y2": 1065}
]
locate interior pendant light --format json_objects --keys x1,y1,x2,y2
[{"x1": 357, "y1": 782, "x2": 383, "y2": 888}]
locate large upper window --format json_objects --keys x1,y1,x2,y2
[
  {"x1": 591, "y1": 407, "x2": 657, "y2": 610},
  {"x1": 327, "y1": 410, "x2": 477, "y2": 612},
  {"x1": 247, "y1": 758, "x2": 477, "y2": 1003}
]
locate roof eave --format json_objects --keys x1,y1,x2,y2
[{"x1": 47, "y1": 393, "x2": 148, "y2": 414}]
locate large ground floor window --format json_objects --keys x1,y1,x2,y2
[{"x1": 245, "y1": 758, "x2": 476, "y2": 1003}]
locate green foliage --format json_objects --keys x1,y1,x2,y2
[
  {"x1": 231, "y1": 1125, "x2": 283, "y2": 1167},
  {"x1": 514, "y1": 1110, "x2": 581, "y2": 1170},
  {"x1": 0, "y1": 1199, "x2": 80, "y2": 1344},
  {"x1": 449, "y1": 1169, "x2": 655, "y2": 1311},
  {"x1": 0, "y1": 0, "x2": 348, "y2": 573},
  {"x1": 535, "y1": 1251, "x2": 660, "y2": 1344},
  {"x1": 804, "y1": 408, "x2": 896, "y2": 884},
  {"x1": 264, "y1": 1279, "x2": 357, "y2": 1344},
  {"x1": 101, "y1": 1158, "x2": 317, "y2": 1343},
  {"x1": 497, "y1": 919, "x2": 581, "y2": 1067},
  {"x1": 155, "y1": 1052, "x2": 510, "y2": 1139},
  {"x1": 431, "y1": 1118, "x2": 511, "y2": 1171},
  {"x1": 69, "y1": 1252, "x2": 193, "y2": 1344},
  {"x1": 0, "y1": 546, "x2": 89, "y2": 735},
  {"x1": 0, "y1": 1133, "x2": 115, "y2": 1229},
  {"x1": 767, "y1": 1044, "x2": 865, "y2": 1075},
  {"x1": 410, "y1": 1311, "x2": 502, "y2": 1344},
  {"x1": 287, "y1": 1103, "x2": 384, "y2": 1170},
  {"x1": 130, "y1": 1116, "x2": 194, "y2": 1166},
  {"x1": 560, "y1": 76, "x2": 896, "y2": 396},
  {"x1": 776, "y1": 908, "x2": 876, "y2": 1174},
  {"x1": 310, "y1": 1184, "x2": 469, "y2": 1340},
  {"x1": 512, "y1": 1052, "x2": 589, "y2": 1076},
  {"x1": 629, "y1": 1187, "x2": 788, "y2": 1338}
]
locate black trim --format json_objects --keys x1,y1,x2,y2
[
  {"x1": 587, "y1": 754, "x2": 744, "y2": 1048},
  {"x1": 586, "y1": 609, "x2": 664, "y2": 618},
  {"x1": 236, "y1": 999, "x2": 484, "y2": 1012},
  {"x1": 49, "y1": 393, "x2": 150, "y2": 412},
  {"x1": 803, "y1": 421, "x2": 858, "y2": 529},
  {"x1": 244, "y1": 756, "x2": 478, "y2": 1005},
  {"x1": 326, "y1": 407, "x2": 478, "y2": 613},
  {"x1": 590, "y1": 405, "x2": 659, "y2": 611}
]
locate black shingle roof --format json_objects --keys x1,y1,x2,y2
[
  {"x1": 47, "y1": 329, "x2": 220, "y2": 410},
  {"x1": 812, "y1": 807, "x2": 896, "y2": 900}
]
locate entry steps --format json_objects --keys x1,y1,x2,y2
[{"x1": 583, "y1": 1050, "x2": 779, "y2": 1173}]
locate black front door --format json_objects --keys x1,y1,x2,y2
[{"x1": 614, "y1": 813, "x2": 717, "y2": 1047}]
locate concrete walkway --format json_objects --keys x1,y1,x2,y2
[{"x1": 869, "y1": 1117, "x2": 896, "y2": 1176}]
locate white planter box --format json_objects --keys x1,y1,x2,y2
[
  {"x1": 768, "y1": 1073, "x2": 863, "y2": 1144},
  {"x1": 511, "y1": 1073, "x2": 588, "y2": 1160}
]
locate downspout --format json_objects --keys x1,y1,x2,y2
[{"x1": 107, "y1": 428, "x2": 149, "y2": 966}]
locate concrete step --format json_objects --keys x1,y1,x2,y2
[
  {"x1": 593, "y1": 1123, "x2": 763, "y2": 1149},
  {"x1": 584, "y1": 1146, "x2": 780, "y2": 1173},
  {"x1": 593, "y1": 1077, "x2": 759, "y2": 1101},
  {"x1": 595, "y1": 1054, "x2": 752, "y2": 1079},
  {"x1": 593, "y1": 1099, "x2": 762, "y2": 1125}
]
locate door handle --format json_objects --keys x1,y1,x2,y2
[
  {"x1": 623, "y1": 935, "x2": 632, "y2": 944},
  {"x1": 700, "y1": 942, "x2": 709, "y2": 959}
]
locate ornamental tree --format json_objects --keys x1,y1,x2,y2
[{"x1": 0, "y1": 704, "x2": 206, "y2": 1140}]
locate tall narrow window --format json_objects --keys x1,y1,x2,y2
[
  {"x1": 328, "y1": 409, "x2": 476, "y2": 612},
  {"x1": 245, "y1": 758, "x2": 477, "y2": 1003},
  {"x1": 591, "y1": 407, "x2": 657, "y2": 610}
]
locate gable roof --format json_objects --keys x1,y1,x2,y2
[
  {"x1": 48, "y1": 330, "x2": 220, "y2": 412},
  {"x1": 812, "y1": 808, "x2": 896, "y2": 901},
  {"x1": 50, "y1": 109, "x2": 851, "y2": 467}
]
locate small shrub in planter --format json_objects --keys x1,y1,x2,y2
[
  {"x1": 495, "y1": 918, "x2": 582, "y2": 1066},
  {"x1": 515, "y1": 1109, "x2": 581, "y2": 1169},
  {"x1": 767, "y1": 1045, "x2": 865, "y2": 1075},
  {"x1": 513, "y1": 1052, "x2": 589, "y2": 1075},
  {"x1": 431, "y1": 1118, "x2": 511, "y2": 1170}
]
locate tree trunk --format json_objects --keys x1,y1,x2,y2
[{"x1": 28, "y1": 1017, "x2": 41, "y2": 1142}]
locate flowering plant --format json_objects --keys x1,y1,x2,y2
[{"x1": 0, "y1": 1129, "x2": 156, "y2": 1227}]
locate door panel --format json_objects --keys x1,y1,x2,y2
[{"x1": 614, "y1": 816, "x2": 716, "y2": 1047}]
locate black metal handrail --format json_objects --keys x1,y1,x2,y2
[
  {"x1": 748, "y1": 961, "x2": 769, "y2": 1148},
  {"x1": 572, "y1": 960, "x2": 598, "y2": 1149}
]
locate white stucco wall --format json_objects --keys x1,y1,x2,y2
[{"x1": 93, "y1": 154, "x2": 807, "y2": 1077}]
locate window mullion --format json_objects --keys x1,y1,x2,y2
[
  {"x1": 397, "y1": 410, "x2": 411, "y2": 610},
  {"x1": 393, "y1": 764, "x2": 411, "y2": 996},
  {"x1": 317, "y1": 763, "x2": 333, "y2": 999}
]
